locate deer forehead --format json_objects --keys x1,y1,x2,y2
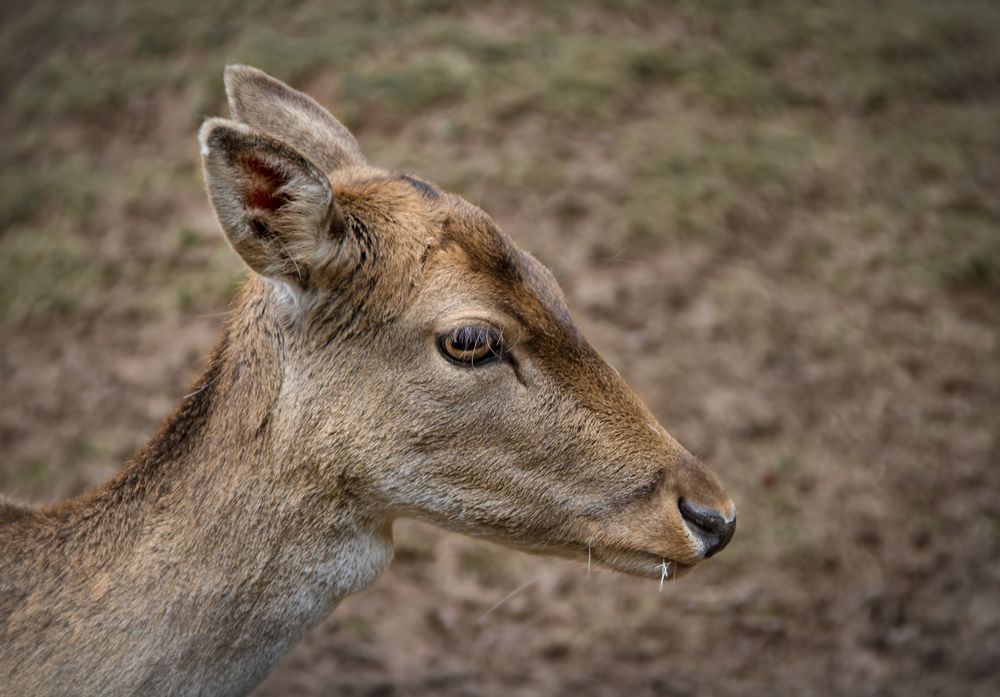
[
  {"x1": 327, "y1": 172, "x2": 558, "y2": 322},
  {"x1": 419, "y1": 212, "x2": 571, "y2": 332}
]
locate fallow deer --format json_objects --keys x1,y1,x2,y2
[{"x1": 0, "y1": 66, "x2": 736, "y2": 696}]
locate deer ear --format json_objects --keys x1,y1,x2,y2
[
  {"x1": 199, "y1": 118, "x2": 347, "y2": 288},
  {"x1": 224, "y1": 64, "x2": 365, "y2": 173}
]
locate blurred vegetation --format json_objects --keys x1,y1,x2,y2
[{"x1": 1, "y1": 0, "x2": 998, "y2": 322}]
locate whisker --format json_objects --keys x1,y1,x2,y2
[
  {"x1": 477, "y1": 562, "x2": 557, "y2": 622},
  {"x1": 658, "y1": 559, "x2": 671, "y2": 592},
  {"x1": 183, "y1": 373, "x2": 220, "y2": 400}
]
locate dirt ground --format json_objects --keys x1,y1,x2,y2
[{"x1": 2, "y1": 2, "x2": 999, "y2": 695}]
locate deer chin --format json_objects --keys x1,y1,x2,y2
[
  {"x1": 588, "y1": 545, "x2": 695, "y2": 581},
  {"x1": 492, "y1": 535, "x2": 697, "y2": 581}
]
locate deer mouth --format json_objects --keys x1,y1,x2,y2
[
  {"x1": 494, "y1": 534, "x2": 693, "y2": 581},
  {"x1": 588, "y1": 545, "x2": 694, "y2": 581}
]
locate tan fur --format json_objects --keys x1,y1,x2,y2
[{"x1": 0, "y1": 66, "x2": 735, "y2": 696}]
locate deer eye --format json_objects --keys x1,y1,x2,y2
[{"x1": 438, "y1": 325, "x2": 504, "y2": 366}]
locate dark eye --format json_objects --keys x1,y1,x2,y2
[{"x1": 438, "y1": 325, "x2": 505, "y2": 366}]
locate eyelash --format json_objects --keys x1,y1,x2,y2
[{"x1": 437, "y1": 325, "x2": 506, "y2": 367}]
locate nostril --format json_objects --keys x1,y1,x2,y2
[{"x1": 678, "y1": 498, "x2": 736, "y2": 558}]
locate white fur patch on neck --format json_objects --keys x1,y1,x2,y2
[
  {"x1": 327, "y1": 529, "x2": 395, "y2": 598},
  {"x1": 266, "y1": 277, "x2": 302, "y2": 311}
]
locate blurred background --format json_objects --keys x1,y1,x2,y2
[{"x1": 1, "y1": 1, "x2": 998, "y2": 695}]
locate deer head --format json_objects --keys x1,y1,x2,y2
[{"x1": 200, "y1": 65, "x2": 736, "y2": 580}]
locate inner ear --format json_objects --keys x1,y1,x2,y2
[
  {"x1": 200, "y1": 118, "x2": 341, "y2": 285},
  {"x1": 241, "y1": 154, "x2": 291, "y2": 213}
]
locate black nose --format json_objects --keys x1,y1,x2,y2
[{"x1": 678, "y1": 498, "x2": 736, "y2": 558}]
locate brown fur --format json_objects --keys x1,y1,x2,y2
[{"x1": 0, "y1": 66, "x2": 735, "y2": 696}]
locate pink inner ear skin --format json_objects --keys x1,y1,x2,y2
[{"x1": 239, "y1": 154, "x2": 290, "y2": 212}]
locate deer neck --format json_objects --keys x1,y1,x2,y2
[{"x1": 3, "y1": 280, "x2": 394, "y2": 695}]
